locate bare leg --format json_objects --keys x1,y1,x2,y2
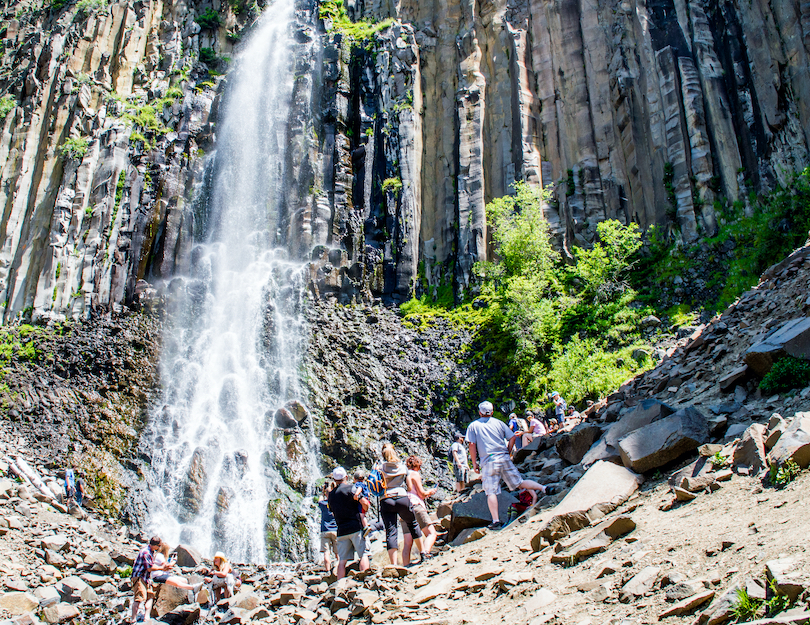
[
  {"x1": 422, "y1": 525, "x2": 438, "y2": 553},
  {"x1": 359, "y1": 555, "x2": 370, "y2": 571},
  {"x1": 130, "y1": 600, "x2": 140, "y2": 624},
  {"x1": 402, "y1": 534, "x2": 413, "y2": 566},
  {"x1": 487, "y1": 492, "x2": 498, "y2": 523},
  {"x1": 336, "y1": 559, "x2": 347, "y2": 579},
  {"x1": 518, "y1": 479, "x2": 546, "y2": 496},
  {"x1": 387, "y1": 548, "x2": 400, "y2": 566},
  {"x1": 323, "y1": 551, "x2": 331, "y2": 573}
]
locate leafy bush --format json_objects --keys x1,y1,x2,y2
[
  {"x1": 769, "y1": 458, "x2": 802, "y2": 488},
  {"x1": 760, "y1": 356, "x2": 810, "y2": 395},
  {"x1": 59, "y1": 136, "x2": 89, "y2": 160},
  {"x1": 710, "y1": 451, "x2": 729, "y2": 469},
  {"x1": 199, "y1": 47, "x2": 218, "y2": 65},
  {"x1": 76, "y1": 0, "x2": 107, "y2": 15},
  {"x1": 318, "y1": 0, "x2": 393, "y2": 42},
  {"x1": 732, "y1": 588, "x2": 763, "y2": 622},
  {"x1": 0, "y1": 95, "x2": 16, "y2": 120},
  {"x1": 382, "y1": 177, "x2": 402, "y2": 195},
  {"x1": 195, "y1": 8, "x2": 221, "y2": 29}
]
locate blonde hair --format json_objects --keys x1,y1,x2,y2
[
  {"x1": 159, "y1": 542, "x2": 171, "y2": 558},
  {"x1": 382, "y1": 443, "x2": 399, "y2": 463}
]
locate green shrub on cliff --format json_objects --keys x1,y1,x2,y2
[
  {"x1": 318, "y1": 0, "x2": 393, "y2": 43},
  {"x1": 195, "y1": 8, "x2": 221, "y2": 30},
  {"x1": 59, "y1": 136, "x2": 89, "y2": 160},
  {"x1": 0, "y1": 95, "x2": 16, "y2": 120},
  {"x1": 759, "y1": 356, "x2": 810, "y2": 395}
]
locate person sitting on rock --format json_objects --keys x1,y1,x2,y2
[
  {"x1": 318, "y1": 482, "x2": 338, "y2": 574},
  {"x1": 522, "y1": 411, "x2": 547, "y2": 448},
  {"x1": 327, "y1": 466, "x2": 370, "y2": 579},
  {"x1": 130, "y1": 536, "x2": 162, "y2": 624},
  {"x1": 203, "y1": 552, "x2": 235, "y2": 601},
  {"x1": 401, "y1": 455, "x2": 438, "y2": 566},
  {"x1": 508, "y1": 413, "x2": 523, "y2": 451},
  {"x1": 466, "y1": 400, "x2": 547, "y2": 530},
  {"x1": 151, "y1": 542, "x2": 203, "y2": 601},
  {"x1": 505, "y1": 489, "x2": 535, "y2": 526},
  {"x1": 450, "y1": 432, "x2": 469, "y2": 492}
]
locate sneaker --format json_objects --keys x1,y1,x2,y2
[{"x1": 487, "y1": 521, "x2": 504, "y2": 530}]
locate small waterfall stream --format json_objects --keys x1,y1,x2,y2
[{"x1": 143, "y1": 0, "x2": 320, "y2": 564}]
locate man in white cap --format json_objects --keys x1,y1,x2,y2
[
  {"x1": 466, "y1": 400, "x2": 546, "y2": 530},
  {"x1": 327, "y1": 466, "x2": 370, "y2": 578}
]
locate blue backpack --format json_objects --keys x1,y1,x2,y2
[{"x1": 367, "y1": 468, "x2": 386, "y2": 497}]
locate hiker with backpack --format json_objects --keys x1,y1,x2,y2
[
  {"x1": 327, "y1": 467, "x2": 370, "y2": 579},
  {"x1": 449, "y1": 432, "x2": 469, "y2": 492},
  {"x1": 466, "y1": 400, "x2": 547, "y2": 530}
]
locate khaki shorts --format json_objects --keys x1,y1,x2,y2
[
  {"x1": 320, "y1": 531, "x2": 337, "y2": 554},
  {"x1": 336, "y1": 530, "x2": 366, "y2": 562},
  {"x1": 132, "y1": 577, "x2": 153, "y2": 603},
  {"x1": 400, "y1": 503, "x2": 432, "y2": 533},
  {"x1": 481, "y1": 457, "x2": 523, "y2": 495}
]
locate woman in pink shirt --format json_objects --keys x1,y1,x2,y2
[{"x1": 522, "y1": 411, "x2": 547, "y2": 447}]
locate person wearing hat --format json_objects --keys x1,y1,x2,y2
[
  {"x1": 130, "y1": 535, "x2": 162, "y2": 624},
  {"x1": 327, "y1": 466, "x2": 370, "y2": 579},
  {"x1": 204, "y1": 551, "x2": 234, "y2": 601},
  {"x1": 465, "y1": 400, "x2": 546, "y2": 530},
  {"x1": 551, "y1": 391, "x2": 567, "y2": 427}
]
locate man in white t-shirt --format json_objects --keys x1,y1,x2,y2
[
  {"x1": 466, "y1": 401, "x2": 546, "y2": 530},
  {"x1": 450, "y1": 432, "x2": 469, "y2": 492}
]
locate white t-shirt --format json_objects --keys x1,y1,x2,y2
[
  {"x1": 450, "y1": 441, "x2": 468, "y2": 467},
  {"x1": 152, "y1": 553, "x2": 166, "y2": 580}
]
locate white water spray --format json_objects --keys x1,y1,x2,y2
[{"x1": 144, "y1": 0, "x2": 320, "y2": 564}]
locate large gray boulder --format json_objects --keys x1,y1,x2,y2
[
  {"x1": 530, "y1": 460, "x2": 642, "y2": 549},
  {"x1": 450, "y1": 490, "x2": 516, "y2": 535},
  {"x1": 513, "y1": 436, "x2": 552, "y2": 465},
  {"x1": 732, "y1": 424, "x2": 767, "y2": 474},
  {"x1": 174, "y1": 544, "x2": 203, "y2": 568},
  {"x1": 768, "y1": 413, "x2": 810, "y2": 469},
  {"x1": 556, "y1": 423, "x2": 603, "y2": 465},
  {"x1": 605, "y1": 399, "x2": 676, "y2": 449},
  {"x1": 745, "y1": 317, "x2": 810, "y2": 376},
  {"x1": 618, "y1": 406, "x2": 709, "y2": 473}
]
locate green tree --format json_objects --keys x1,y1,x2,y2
[{"x1": 573, "y1": 220, "x2": 642, "y2": 302}]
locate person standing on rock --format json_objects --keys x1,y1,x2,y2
[
  {"x1": 379, "y1": 444, "x2": 429, "y2": 566},
  {"x1": 318, "y1": 482, "x2": 338, "y2": 573},
  {"x1": 466, "y1": 400, "x2": 546, "y2": 530},
  {"x1": 450, "y1": 432, "x2": 469, "y2": 492},
  {"x1": 327, "y1": 467, "x2": 370, "y2": 579},
  {"x1": 401, "y1": 455, "x2": 438, "y2": 565},
  {"x1": 552, "y1": 391, "x2": 567, "y2": 427},
  {"x1": 130, "y1": 536, "x2": 162, "y2": 624}
]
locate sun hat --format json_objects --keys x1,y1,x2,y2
[{"x1": 331, "y1": 466, "x2": 348, "y2": 481}]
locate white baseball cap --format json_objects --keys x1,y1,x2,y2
[{"x1": 331, "y1": 467, "x2": 347, "y2": 480}]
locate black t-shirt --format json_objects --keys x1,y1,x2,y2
[{"x1": 327, "y1": 482, "x2": 363, "y2": 537}]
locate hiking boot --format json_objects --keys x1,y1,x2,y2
[{"x1": 487, "y1": 521, "x2": 504, "y2": 530}]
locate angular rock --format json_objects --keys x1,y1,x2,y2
[
  {"x1": 174, "y1": 544, "x2": 203, "y2": 568},
  {"x1": 34, "y1": 586, "x2": 61, "y2": 607},
  {"x1": 619, "y1": 566, "x2": 661, "y2": 602},
  {"x1": 766, "y1": 557, "x2": 807, "y2": 602},
  {"x1": 701, "y1": 581, "x2": 742, "y2": 625},
  {"x1": 606, "y1": 399, "x2": 676, "y2": 449},
  {"x1": 0, "y1": 592, "x2": 39, "y2": 615},
  {"x1": 524, "y1": 588, "x2": 556, "y2": 612},
  {"x1": 732, "y1": 424, "x2": 767, "y2": 474},
  {"x1": 230, "y1": 591, "x2": 260, "y2": 611},
  {"x1": 513, "y1": 436, "x2": 550, "y2": 465},
  {"x1": 768, "y1": 414, "x2": 810, "y2": 469},
  {"x1": 450, "y1": 490, "x2": 516, "y2": 535},
  {"x1": 41, "y1": 603, "x2": 80, "y2": 624},
  {"x1": 659, "y1": 590, "x2": 715, "y2": 617},
  {"x1": 556, "y1": 423, "x2": 603, "y2": 465},
  {"x1": 674, "y1": 487, "x2": 697, "y2": 501},
  {"x1": 718, "y1": 365, "x2": 751, "y2": 392},
  {"x1": 160, "y1": 604, "x2": 201, "y2": 625},
  {"x1": 618, "y1": 406, "x2": 709, "y2": 473},
  {"x1": 745, "y1": 318, "x2": 810, "y2": 376},
  {"x1": 765, "y1": 416, "x2": 787, "y2": 450},
  {"x1": 665, "y1": 581, "x2": 701, "y2": 602},
  {"x1": 580, "y1": 437, "x2": 622, "y2": 467},
  {"x1": 83, "y1": 551, "x2": 114, "y2": 573},
  {"x1": 551, "y1": 516, "x2": 636, "y2": 564},
  {"x1": 154, "y1": 584, "x2": 190, "y2": 617},
  {"x1": 450, "y1": 527, "x2": 487, "y2": 546},
  {"x1": 531, "y1": 461, "x2": 642, "y2": 549},
  {"x1": 40, "y1": 535, "x2": 69, "y2": 552}
]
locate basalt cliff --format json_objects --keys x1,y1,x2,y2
[{"x1": 1, "y1": 0, "x2": 810, "y2": 317}]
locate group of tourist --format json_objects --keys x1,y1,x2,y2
[
  {"x1": 318, "y1": 398, "x2": 562, "y2": 575},
  {"x1": 129, "y1": 537, "x2": 236, "y2": 623},
  {"x1": 129, "y1": 396, "x2": 570, "y2": 611}
]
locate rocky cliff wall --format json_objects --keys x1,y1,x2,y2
[{"x1": 2, "y1": 0, "x2": 810, "y2": 312}]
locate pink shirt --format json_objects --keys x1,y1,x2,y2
[{"x1": 530, "y1": 417, "x2": 547, "y2": 436}]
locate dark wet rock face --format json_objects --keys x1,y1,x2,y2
[{"x1": 304, "y1": 299, "x2": 482, "y2": 490}]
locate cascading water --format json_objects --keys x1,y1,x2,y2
[{"x1": 143, "y1": 0, "x2": 321, "y2": 564}]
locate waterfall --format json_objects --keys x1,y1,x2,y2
[{"x1": 142, "y1": 0, "x2": 320, "y2": 564}]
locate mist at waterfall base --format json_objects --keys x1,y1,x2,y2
[{"x1": 143, "y1": 0, "x2": 321, "y2": 564}]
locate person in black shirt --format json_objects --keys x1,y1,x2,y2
[{"x1": 327, "y1": 467, "x2": 370, "y2": 578}]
